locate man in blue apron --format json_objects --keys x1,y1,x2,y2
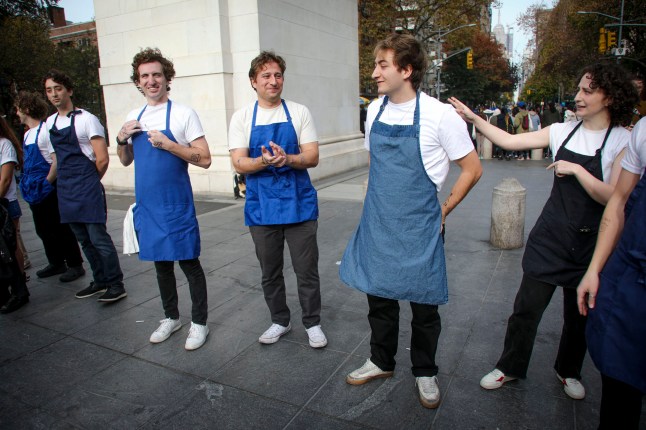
[
  {"x1": 577, "y1": 116, "x2": 646, "y2": 429},
  {"x1": 340, "y1": 34, "x2": 482, "y2": 409},
  {"x1": 228, "y1": 51, "x2": 326, "y2": 349},
  {"x1": 43, "y1": 70, "x2": 126, "y2": 302},
  {"x1": 15, "y1": 91, "x2": 85, "y2": 284},
  {"x1": 116, "y1": 48, "x2": 212, "y2": 351}
]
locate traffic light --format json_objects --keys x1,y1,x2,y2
[
  {"x1": 598, "y1": 28, "x2": 606, "y2": 53},
  {"x1": 607, "y1": 30, "x2": 617, "y2": 48},
  {"x1": 466, "y1": 50, "x2": 473, "y2": 69}
]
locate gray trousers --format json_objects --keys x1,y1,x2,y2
[{"x1": 249, "y1": 220, "x2": 321, "y2": 328}]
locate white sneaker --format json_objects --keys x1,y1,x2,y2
[
  {"x1": 185, "y1": 322, "x2": 209, "y2": 350},
  {"x1": 557, "y1": 373, "x2": 585, "y2": 400},
  {"x1": 480, "y1": 368, "x2": 517, "y2": 390},
  {"x1": 346, "y1": 359, "x2": 393, "y2": 385},
  {"x1": 416, "y1": 376, "x2": 440, "y2": 409},
  {"x1": 258, "y1": 323, "x2": 291, "y2": 344},
  {"x1": 150, "y1": 318, "x2": 182, "y2": 343},
  {"x1": 305, "y1": 325, "x2": 327, "y2": 348}
]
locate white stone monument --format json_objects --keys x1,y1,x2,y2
[{"x1": 94, "y1": 0, "x2": 367, "y2": 196}]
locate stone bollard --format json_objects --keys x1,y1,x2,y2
[
  {"x1": 490, "y1": 178, "x2": 526, "y2": 249},
  {"x1": 482, "y1": 138, "x2": 493, "y2": 159},
  {"x1": 531, "y1": 148, "x2": 543, "y2": 160}
]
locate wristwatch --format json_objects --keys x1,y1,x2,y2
[{"x1": 116, "y1": 136, "x2": 128, "y2": 146}]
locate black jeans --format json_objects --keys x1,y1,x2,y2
[
  {"x1": 154, "y1": 259, "x2": 208, "y2": 325},
  {"x1": 599, "y1": 374, "x2": 643, "y2": 429},
  {"x1": 30, "y1": 189, "x2": 83, "y2": 267},
  {"x1": 249, "y1": 221, "x2": 321, "y2": 328},
  {"x1": 497, "y1": 274, "x2": 587, "y2": 379},
  {"x1": 367, "y1": 294, "x2": 441, "y2": 377}
]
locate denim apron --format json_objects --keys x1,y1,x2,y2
[
  {"x1": 522, "y1": 122, "x2": 610, "y2": 288},
  {"x1": 340, "y1": 93, "x2": 448, "y2": 305},
  {"x1": 49, "y1": 111, "x2": 106, "y2": 223},
  {"x1": 20, "y1": 122, "x2": 54, "y2": 205},
  {"x1": 587, "y1": 167, "x2": 646, "y2": 394},
  {"x1": 244, "y1": 100, "x2": 318, "y2": 226},
  {"x1": 132, "y1": 100, "x2": 200, "y2": 261}
]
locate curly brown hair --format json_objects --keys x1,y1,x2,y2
[
  {"x1": 0, "y1": 116, "x2": 23, "y2": 171},
  {"x1": 578, "y1": 63, "x2": 639, "y2": 127},
  {"x1": 15, "y1": 91, "x2": 50, "y2": 121},
  {"x1": 130, "y1": 48, "x2": 175, "y2": 92},
  {"x1": 374, "y1": 33, "x2": 427, "y2": 91},
  {"x1": 43, "y1": 69, "x2": 74, "y2": 91},
  {"x1": 248, "y1": 51, "x2": 286, "y2": 81}
]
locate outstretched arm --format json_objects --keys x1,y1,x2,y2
[{"x1": 448, "y1": 97, "x2": 551, "y2": 151}]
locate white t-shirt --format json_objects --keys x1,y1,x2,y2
[
  {"x1": 549, "y1": 121, "x2": 630, "y2": 183},
  {"x1": 44, "y1": 108, "x2": 105, "y2": 161},
  {"x1": 23, "y1": 122, "x2": 53, "y2": 164},
  {"x1": 622, "y1": 117, "x2": 646, "y2": 175},
  {"x1": 0, "y1": 137, "x2": 18, "y2": 202},
  {"x1": 125, "y1": 100, "x2": 205, "y2": 147},
  {"x1": 365, "y1": 92, "x2": 473, "y2": 191},
  {"x1": 228, "y1": 100, "x2": 318, "y2": 150}
]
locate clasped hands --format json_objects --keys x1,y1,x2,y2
[
  {"x1": 118, "y1": 120, "x2": 168, "y2": 149},
  {"x1": 261, "y1": 141, "x2": 287, "y2": 168}
]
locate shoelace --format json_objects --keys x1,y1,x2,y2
[{"x1": 188, "y1": 324, "x2": 203, "y2": 338}]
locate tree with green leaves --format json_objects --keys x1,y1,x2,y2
[{"x1": 0, "y1": 0, "x2": 59, "y2": 22}]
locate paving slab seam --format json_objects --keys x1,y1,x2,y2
[{"x1": 281, "y1": 330, "x2": 372, "y2": 430}]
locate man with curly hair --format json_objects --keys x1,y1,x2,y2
[
  {"x1": 43, "y1": 70, "x2": 126, "y2": 303},
  {"x1": 116, "y1": 48, "x2": 212, "y2": 351},
  {"x1": 15, "y1": 91, "x2": 84, "y2": 283}
]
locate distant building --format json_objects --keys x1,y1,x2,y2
[
  {"x1": 492, "y1": 7, "x2": 513, "y2": 59},
  {"x1": 48, "y1": 6, "x2": 97, "y2": 48}
]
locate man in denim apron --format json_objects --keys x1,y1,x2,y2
[
  {"x1": 43, "y1": 70, "x2": 126, "y2": 303},
  {"x1": 116, "y1": 48, "x2": 212, "y2": 351},
  {"x1": 340, "y1": 34, "x2": 482, "y2": 408},
  {"x1": 228, "y1": 51, "x2": 326, "y2": 349}
]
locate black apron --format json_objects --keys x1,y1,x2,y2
[{"x1": 522, "y1": 122, "x2": 612, "y2": 288}]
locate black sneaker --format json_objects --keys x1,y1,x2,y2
[
  {"x1": 75, "y1": 282, "x2": 107, "y2": 299},
  {"x1": 36, "y1": 263, "x2": 67, "y2": 278},
  {"x1": 59, "y1": 266, "x2": 86, "y2": 283},
  {"x1": 97, "y1": 286, "x2": 127, "y2": 303},
  {"x1": 0, "y1": 295, "x2": 29, "y2": 314}
]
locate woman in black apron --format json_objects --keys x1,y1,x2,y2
[{"x1": 449, "y1": 62, "x2": 638, "y2": 400}]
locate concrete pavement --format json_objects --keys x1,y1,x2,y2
[{"x1": 1, "y1": 159, "x2": 644, "y2": 429}]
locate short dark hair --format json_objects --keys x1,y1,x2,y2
[
  {"x1": 248, "y1": 51, "x2": 286, "y2": 80},
  {"x1": 130, "y1": 48, "x2": 176, "y2": 92},
  {"x1": 15, "y1": 91, "x2": 49, "y2": 121},
  {"x1": 374, "y1": 33, "x2": 427, "y2": 91},
  {"x1": 43, "y1": 69, "x2": 73, "y2": 91},
  {"x1": 578, "y1": 63, "x2": 639, "y2": 127}
]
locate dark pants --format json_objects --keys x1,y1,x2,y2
[
  {"x1": 249, "y1": 220, "x2": 321, "y2": 328},
  {"x1": 497, "y1": 274, "x2": 587, "y2": 379},
  {"x1": 154, "y1": 259, "x2": 208, "y2": 325},
  {"x1": 599, "y1": 374, "x2": 643, "y2": 429},
  {"x1": 0, "y1": 260, "x2": 29, "y2": 299},
  {"x1": 367, "y1": 294, "x2": 441, "y2": 377},
  {"x1": 69, "y1": 223, "x2": 123, "y2": 287},
  {"x1": 30, "y1": 189, "x2": 83, "y2": 267}
]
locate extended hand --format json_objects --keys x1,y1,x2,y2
[
  {"x1": 447, "y1": 97, "x2": 477, "y2": 123},
  {"x1": 547, "y1": 160, "x2": 580, "y2": 177}
]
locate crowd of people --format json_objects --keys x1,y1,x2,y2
[{"x1": 0, "y1": 34, "x2": 643, "y2": 428}]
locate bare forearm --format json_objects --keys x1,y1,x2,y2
[
  {"x1": 95, "y1": 158, "x2": 109, "y2": 179},
  {"x1": 286, "y1": 150, "x2": 318, "y2": 170},
  {"x1": 117, "y1": 144, "x2": 134, "y2": 166},
  {"x1": 573, "y1": 165, "x2": 615, "y2": 204},
  {"x1": 587, "y1": 197, "x2": 624, "y2": 274},
  {"x1": 46, "y1": 164, "x2": 57, "y2": 183},
  {"x1": 232, "y1": 153, "x2": 269, "y2": 174},
  {"x1": 441, "y1": 152, "x2": 482, "y2": 220}
]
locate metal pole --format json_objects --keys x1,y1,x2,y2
[{"x1": 617, "y1": 0, "x2": 625, "y2": 62}]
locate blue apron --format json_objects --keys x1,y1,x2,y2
[
  {"x1": 49, "y1": 111, "x2": 106, "y2": 224},
  {"x1": 586, "y1": 167, "x2": 646, "y2": 394},
  {"x1": 20, "y1": 122, "x2": 54, "y2": 205},
  {"x1": 339, "y1": 93, "x2": 448, "y2": 305},
  {"x1": 244, "y1": 100, "x2": 318, "y2": 226},
  {"x1": 132, "y1": 100, "x2": 200, "y2": 261}
]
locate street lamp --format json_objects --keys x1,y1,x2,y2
[{"x1": 432, "y1": 23, "x2": 476, "y2": 100}]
